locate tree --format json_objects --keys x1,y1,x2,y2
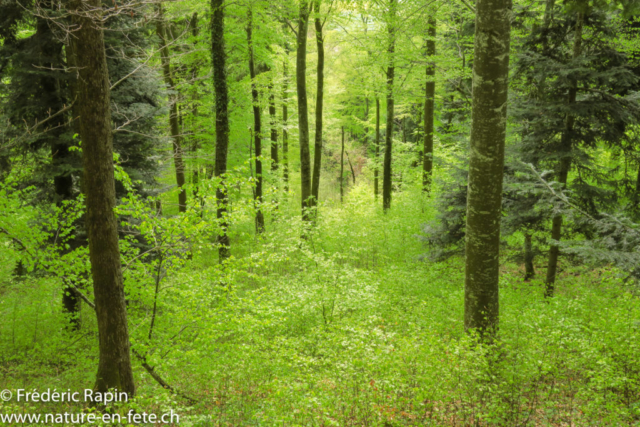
[
  {"x1": 211, "y1": 0, "x2": 231, "y2": 260},
  {"x1": 375, "y1": 97, "x2": 380, "y2": 198},
  {"x1": 423, "y1": 16, "x2": 436, "y2": 193},
  {"x1": 310, "y1": 0, "x2": 325, "y2": 209},
  {"x1": 544, "y1": 12, "x2": 583, "y2": 296},
  {"x1": 382, "y1": 0, "x2": 396, "y2": 212},
  {"x1": 247, "y1": 8, "x2": 265, "y2": 234},
  {"x1": 297, "y1": 0, "x2": 312, "y2": 221},
  {"x1": 282, "y1": 47, "x2": 290, "y2": 193},
  {"x1": 156, "y1": 4, "x2": 187, "y2": 213},
  {"x1": 463, "y1": 0, "x2": 512, "y2": 338},
  {"x1": 67, "y1": 0, "x2": 135, "y2": 395}
]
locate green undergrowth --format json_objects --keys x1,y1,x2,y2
[{"x1": 1, "y1": 182, "x2": 639, "y2": 426}]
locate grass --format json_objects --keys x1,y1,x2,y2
[{"x1": 1, "y1": 177, "x2": 639, "y2": 426}]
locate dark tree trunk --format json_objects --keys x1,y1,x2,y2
[
  {"x1": 68, "y1": 0, "x2": 134, "y2": 396},
  {"x1": 211, "y1": 0, "x2": 230, "y2": 260},
  {"x1": 463, "y1": 0, "x2": 511, "y2": 340},
  {"x1": 524, "y1": 232, "x2": 535, "y2": 281},
  {"x1": 297, "y1": 1, "x2": 312, "y2": 220},
  {"x1": 311, "y1": 0, "x2": 324, "y2": 209},
  {"x1": 374, "y1": 97, "x2": 380, "y2": 199},
  {"x1": 634, "y1": 162, "x2": 640, "y2": 205},
  {"x1": 340, "y1": 126, "x2": 344, "y2": 203},
  {"x1": 247, "y1": 10, "x2": 265, "y2": 234},
  {"x1": 282, "y1": 49, "x2": 290, "y2": 193},
  {"x1": 363, "y1": 97, "x2": 369, "y2": 147},
  {"x1": 422, "y1": 17, "x2": 436, "y2": 193},
  {"x1": 37, "y1": 5, "x2": 81, "y2": 328},
  {"x1": 269, "y1": 86, "x2": 278, "y2": 172},
  {"x1": 382, "y1": 0, "x2": 396, "y2": 212},
  {"x1": 156, "y1": 6, "x2": 187, "y2": 213},
  {"x1": 545, "y1": 13, "x2": 583, "y2": 297}
]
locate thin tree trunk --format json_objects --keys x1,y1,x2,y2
[
  {"x1": 282, "y1": 48, "x2": 290, "y2": 193},
  {"x1": 545, "y1": 12, "x2": 583, "y2": 297},
  {"x1": 423, "y1": 16, "x2": 436, "y2": 193},
  {"x1": 463, "y1": 0, "x2": 511, "y2": 340},
  {"x1": 311, "y1": 0, "x2": 324, "y2": 209},
  {"x1": 524, "y1": 232, "x2": 535, "y2": 281},
  {"x1": 156, "y1": 5, "x2": 187, "y2": 213},
  {"x1": 374, "y1": 97, "x2": 380, "y2": 199},
  {"x1": 382, "y1": 0, "x2": 396, "y2": 212},
  {"x1": 297, "y1": 1, "x2": 312, "y2": 221},
  {"x1": 211, "y1": 0, "x2": 231, "y2": 260},
  {"x1": 269, "y1": 86, "x2": 278, "y2": 172},
  {"x1": 247, "y1": 9, "x2": 265, "y2": 234},
  {"x1": 340, "y1": 126, "x2": 344, "y2": 203},
  {"x1": 363, "y1": 97, "x2": 369, "y2": 147},
  {"x1": 346, "y1": 151, "x2": 356, "y2": 184},
  {"x1": 68, "y1": 0, "x2": 134, "y2": 396}
]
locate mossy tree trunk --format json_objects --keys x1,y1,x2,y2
[
  {"x1": 156, "y1": 5, "x2": 187, "y2": 213},
  {"x1": 463, "y1": 0, "x2": 512, "y2": 340},
  {"x1": 68, "y1": 0, "x2": 135, "y2": 396},
  {"x1": 211, "y1": 0, "x2": 231, "y2": 260}
]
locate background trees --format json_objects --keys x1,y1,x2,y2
[{"x1": 2, "y1": 0, "x2": 640, "y2": 423}]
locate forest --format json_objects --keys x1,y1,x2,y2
[{"x1": 1, "y1": 0, "x2": 640, "y2": 425}]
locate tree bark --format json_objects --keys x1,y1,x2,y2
[
  {"x1": 310, "y1": 0, "x2": 324, "y2": 208},
  {"x1": 374, "y1": 97, "x2": 380, "y2": 199},
  {"x1": 340, "y1": 126, "x2": 344, "y2": 203},
  {"x1": 423, "y1": 17, "x2": 436, "y2": 193},
  {"x1": 282, "y1": 49, "x2": 290, "y2": 193},
  {"x1": 269, "y1": 86, "x2": 278, "y2": 172},
  {"x1": 463, "y1": 0, "x2": 511, "y2": 340},
  {"x1": 211, "y1": 0, "x2": 231, "y2": 260},
  {"x1": 524, "y1": 232, "x2": 535, "y2": 281},
  {"x1": 68, "y1": 0, "x2": 135, "y2": 396},
  {"x1": 37, "y1": 4, "x2": 81, "y2": 328},
  {"x1": 156, "y1": 5, "x2": 187, "y2": 213},
  {"x1": 247, "y1": 10, "x2": 265, "y2": 234},
  {"x1": 545, "y1": 13, "x2": 583, "y2": 297},
  {"x1": 297, "y1": 1, "x2": 312, "y2": 221},
  {"x1": 382, "y1": 0, "x2": 396, "y2": 212}
]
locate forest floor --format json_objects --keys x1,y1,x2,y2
[{"x1": 1, "y1": 182, "x2": 639, "y2": 426}]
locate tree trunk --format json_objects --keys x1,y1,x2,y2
[
  {"x1": 211, "y1": 0, "x2": 231, "y2": 260},
  {"x1": 374, "y1": 97, "x2": 380, "y2": 199},
  {"x1": 423, "y1": 17, "x2": 436, "y2": 193},
  {"x1": 363, "y1": 97, "x2": 369, "y2": 147},
  {"x1": 38, "y1": 5, "x2": 81, "y2": 329},
  {"x1": 269, "y1": 86, "x2": 278, "y2": 172},
  {"x1": 524, "y1": 232, "x2": 535, "y2": 281},
  {"x1": 247, "y1": 9, "x2": 265, "y2": 234},
  {"x1": 463, "y1": 0, "x2": 511, "y2": 340},
  {"x1": 545, "y1": 12, "x2": 583, "y2": 297},
  {"x1": 297, "y1": 1, "x2": 312, "y2": 221},
  {"x1": 282, "y1": 49, "x2": 290, "y2": 193},
  {"x1": 340, "y1": 126, "x2": 344, "y2": 203},
  {"x1": 310, "y1": 0, "x2": 324, "y2": 209},
  {"x1": 68, "y1": 0, "x2": 134, "y2": 396},
  {"x1": 156, "y1": 5, "x2": 187, "y2": 213},
  {"x1": 382, "y1": 0, "x2": 396, "y2": 212}
]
